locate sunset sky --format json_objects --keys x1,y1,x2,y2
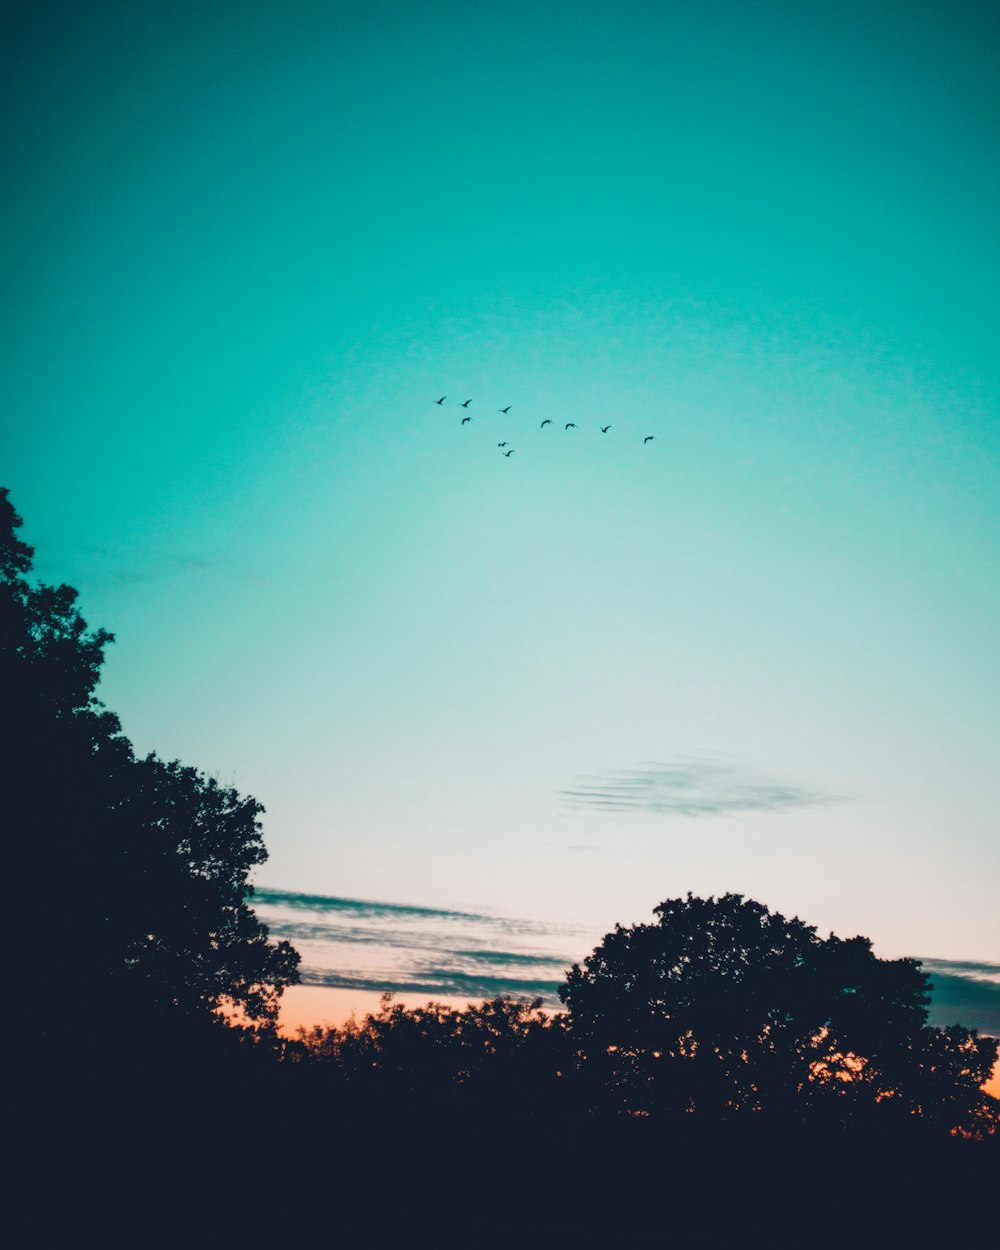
[{"x1": 3, "y1": 1, "x2": 997, "y2": 1040}]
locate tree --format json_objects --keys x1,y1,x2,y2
[
  {"x1": 560, "y1": 892, "x2": 998, "y2": 1133},
  {"x1": 1, "y1": 487, "x2": 299, "y2": 1053}
]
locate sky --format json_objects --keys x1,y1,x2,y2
[{"x1": 2, "y1": 1, "x2": 998, "y2": 1040}]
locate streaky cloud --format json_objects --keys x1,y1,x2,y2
[
  {"x1": 925, "y1": 972, "x2": 1000, "y2": 1036},
  {"x1": 252, "y1": 886, "x2": 487, "y2": 924},
  {"x1": 919, "y1": 958, "x2": 1000, "y2": 984},
  {"x1": 35, "y1": 544, "x2": 220, "y2": 591},
  {"x1": 561, "y1": 753, "x2": 828, "y2": 818},
  {"x1": 919, "y1": 958, "x2": 1000, "y2": 1035},
  {"x1": 449, "y1": 948, "x2": 568, "y2": 968},
  {"x1": 254, "y1": 886, "x2": 583, "y2": 939},
  {"x1": 300, "y1": 967, "x2": 564, "y2": 1001},
  {"x1": 252, "y1": 886, "x2": 581, "y2": 1006},
  {"x1": 256, "y1": 919, "x2": 398, "y2": 947}
]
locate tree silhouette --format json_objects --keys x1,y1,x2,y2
[
  {"x1": 1, "y1": 488, "x2": 299, "y2": 1055},
  {"x1": 560, "y1": 892, "x2": 998, "y2": 1133},
  {"x1": 295, "y1": 993, "x2": 570, "y2": 1121}
]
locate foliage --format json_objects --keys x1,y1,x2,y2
[
  {"x1": 560, "y1": 892, "x2": 998, "y2": 1133},
  {"x1": 294, "y1": 993, "x2": 570, "y2": 1116},
  {"x1": 1, "y1": 487, "x2": 299, "y2": 1044}
]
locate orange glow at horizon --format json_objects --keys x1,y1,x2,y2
[
  {"x1": 276, "y1": 984, "x2": 482, "y2": 1034},
  {"x1": 278, "y1": 985, "x2": 1000, "y2": 1099}
]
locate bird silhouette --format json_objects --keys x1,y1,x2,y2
[
  {"x1": 601, "y1": 425, "x2": 611, "y2": 433},
  {"x1": 565, "y1": 423, "x2": 576, "y2": 430},
  {"x1": 462, "y1": 416, "x2": 471, "y2": 424},
  {"x1": 498, "y1": 442, "x2": 508, "y2": 447},
  {"x1": 499, "y1": 406, "x2": 511, "y2": 414},
  {"x1": 644, "y1": 435, "x2": 654, "y2": 443},
  {"x1": 503, "y1": 449, "x2": 514, "y2": 456},
  {"x1": 540, "y1": 419, "x2": 552, "y2": 427},
  {"x1": 461, "y1": 399, "x2": 472, "y2": 408},
  {"x1": 435, "y1": 396, "x2": 446, "y2": 404}
]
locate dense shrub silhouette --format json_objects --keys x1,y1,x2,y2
[{"x1": 292, "y1": 993, "x2": 572, "y2": 1121}]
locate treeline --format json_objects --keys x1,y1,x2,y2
[{"x1": 279, "y1": 892, "x2": 998, "y2": 1140}]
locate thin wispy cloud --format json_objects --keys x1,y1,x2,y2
[
  {"x1": 254, "y1": 888, "x2": 486, "y2": 926},
  {"x1": 920, "y1": 958, "x2": 1000, "y2": 1035},
  {"x1": 252, "y1": 887, "x2": 581, "y2": 1005},
  {"x1": 920, "y1": 959, "x2": 1000, "y2": 984},
  {"x1": 302, "y1": 967, "x2": 566, "y2": 1000},
  {"x1": 34, "y1": 544, "x2": 219, "y2": 591},
  {"x1": 561, "y1": 754, "x2": 828, "y2": 818}
]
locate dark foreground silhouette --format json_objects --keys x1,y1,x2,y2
[
  {"x1": 25, "y1": 1033, "x2": 1000, "y2": 1246},
  {"x1": 5, "y1": 484, "x2": 997, "y2": 1245},
  {"x1": 1, "y1": 488, "x2": 299, "y2": 1049}
]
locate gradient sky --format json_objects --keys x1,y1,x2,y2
[{"x1": 3, "y1": 1, "x2": 998, "y2": 1021}]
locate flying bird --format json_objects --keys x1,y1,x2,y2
[
  {"x1": 540, "y1": 419, "x2": 552, "y2": 427},
  {"x1": 565, "y1": 423, "x2": 576, "y2": 430},
  {"x1": 498, "y1": 442, "x2": 508, "y2": 448},
  {"x1": 435, "y1": 396, "x2": 446, "y2": 404},
  {"x1": 601, "y1": 425, "x2": 611, "y2": 433},
  {"x1": 644, "y1": 435, "x2": 654, "y2": 443},
  {"x1": 503, "y1": 449, "x2": 514, "y2": 456},
  {"x1": 462, "y1": 416, "x2": 471, "y2": 424},
  {"x1": 498, "y1": 406, "x2": 511, "y2": 414},
  {"x1": 461, "y1": 399, "x2": 472, "y2": 408}
]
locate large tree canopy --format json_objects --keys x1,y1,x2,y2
[
  {"x1": 1, "y1": 488, "x2": 299, "y2": 1046},
  {"x1": 560, "y1": 892, "x2": 998, "y2": 1133}
]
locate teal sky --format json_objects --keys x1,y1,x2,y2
[{"x1": 4, "y1": 1, "x2": 999, "y2": 978}]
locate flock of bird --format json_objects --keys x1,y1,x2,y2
[{"x1": 433, "y1": 395, "x2": 655, "y2": 457}]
